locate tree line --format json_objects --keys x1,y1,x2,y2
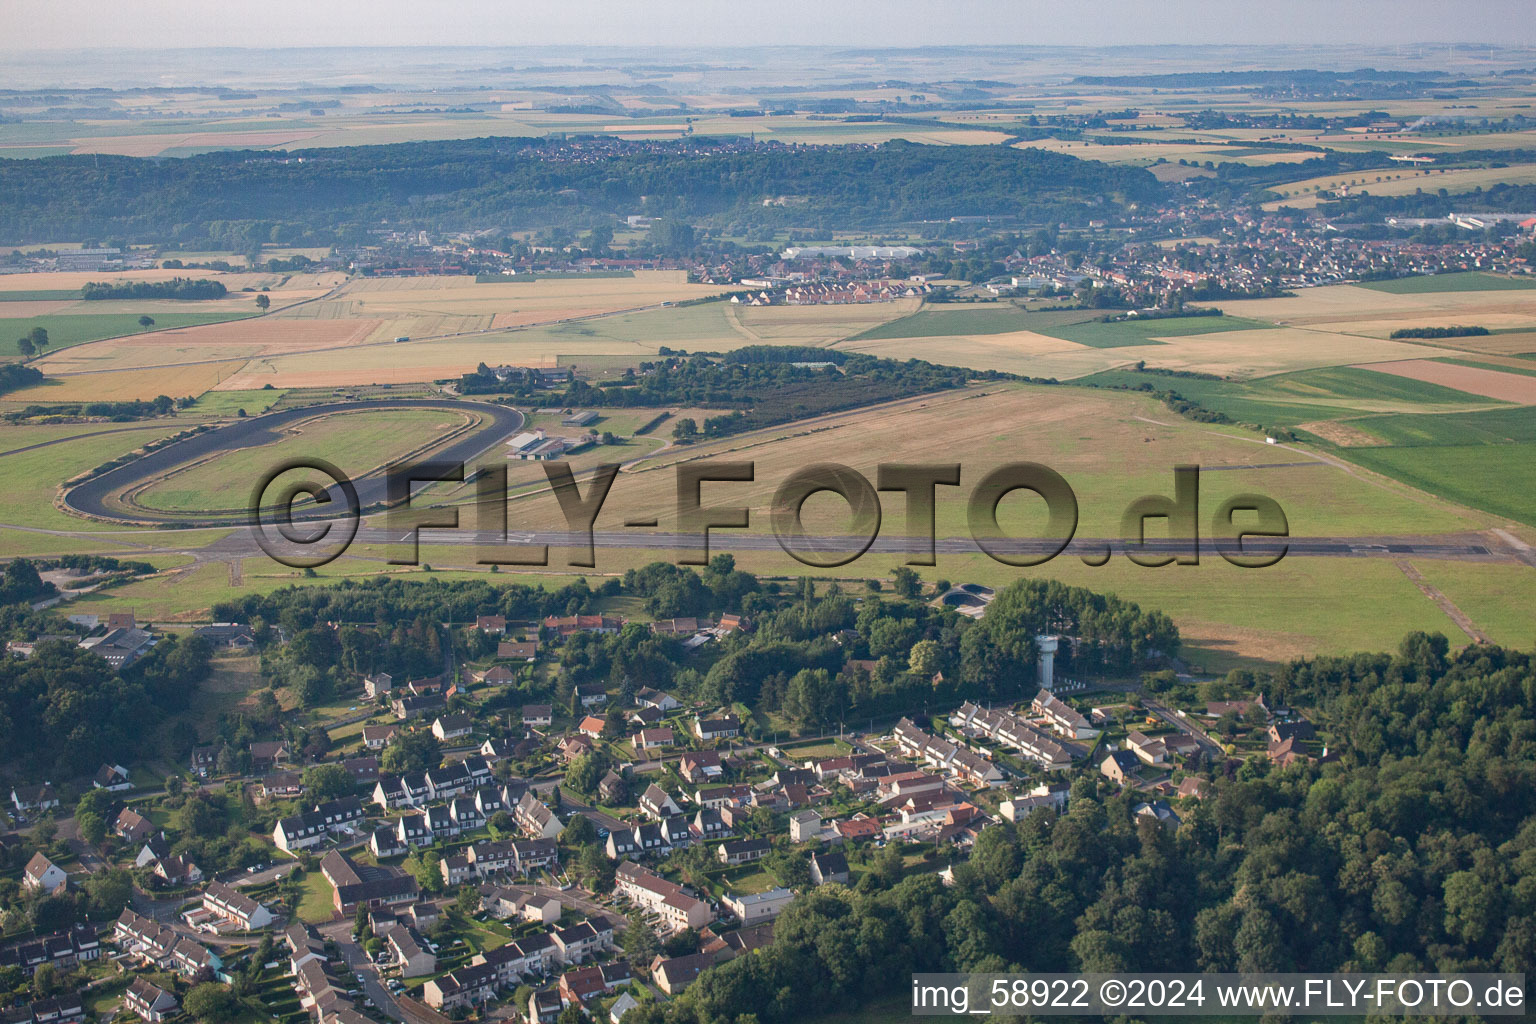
[
  {"x1": 0, "y1": 137, "x2": 1163, "y2": 245},
  {"x1": 623, "y1": 633, "x2": 1535, "y2": 1024}
]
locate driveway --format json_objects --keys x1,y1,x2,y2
[{"x1": 323, "y1": 921, "x2": 436, "y2": 1024}]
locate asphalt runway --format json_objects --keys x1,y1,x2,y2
[{"x1": 62, "y1": 398, "x2": 525, "y2": 525}]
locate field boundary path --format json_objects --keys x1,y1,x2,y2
[{"x1": 1393, "y1": 559, "x2": 1491, "y2": 644}]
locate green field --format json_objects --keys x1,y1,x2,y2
[
  {"x1": 1037, "y1": 314, "x2": 1274, "y2": 348},
  {"x1": 0, "y1": 289, "x2": 83, "y2": 301},
  {"x1": 1075, "y1": 364, "x2": 1491, "y2": 427},
  {"x1": 2, "y1": 311, "x2": 256, "y2": 353},
  {"x1": 186, "y1": 388, "x2": 290, "y2": 416},
  {"x1": 1345, "y1": 405, "x2": 1536, "y2": 446},
  {"x1": 846, "y1": 305, "x2": 1100, "y2": 341},
  {"x1": 1432, "y1": 356, "x2": 1536, "y2": 378},
  {"x1": 1341, "y1": 443, "x2": 1536, "y2": 526},
  {"x1": 131, "y1": 407, "x2": 471, "y2": 513},
  {"x1": 1322, "y1": 404, "x2": 1536, "y2": 524},
  {"x1": 1357, "y1": 272, "x2": 1536, "y2": 294}
]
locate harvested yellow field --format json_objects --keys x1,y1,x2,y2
[
  {"x1": 837, "y1": 325, "x2": 1440, "y2": 380},
  {"x1": 7, "y1": 360, "x2": 248, "y2": 402},
  {"x1": 36, "y1": 318, "x2": 385, "y2": 374},
  {"x1": 1219, "y1": 285, "x2": 1536, "y2": 326},
  {"x1": 1299, "y1": 314, "x2": 1536, "y2": 339},
  {"x1": 213, "y1": 334, "x2": 662, "y2": 390},
  {"x1": 729, "y1": 300, "x2": 919, "y2": 343},
  {"x1": 68, "y1": 129, "x2": 325, "y2": 156},
  {"x1": 361, "y1": 315, "x2": 495, "y2": 343},
  {"x1": 1356, "y1": 359, "x2": 1536, "y2": 403},
  {"x1": 0, "y1": 268, "x2": 343, "y2": 294},
  {"x1": 836, "y1": 330, "x2": 1084, "y2": 375},
  {"x1": 1266, "y1": 163, "x2": 1536, "y2": 209},
  {"x1": 1014, "y1": 139, "x2": 1317, "y2": 166},
  {"x1": 0, "y1": 300, "x2": 75, "y2": 317},
  {"x1": 334, "y1": 272, "x2": 725, "y2": 326}
]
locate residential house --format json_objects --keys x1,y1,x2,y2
[
  {"x1": 440, "y1": 854, "x2": 476, "y2": 888},
  {"x1": 361, "y1": 725, "x2": 398, "y2": 750},
  {"x1": 1, "y1": 992, "x2": 85, "y2": 1024},
  {"x1": 950, "y1": 702, "x2": 1086, "y2": 771},
  {"x1": 529, "y1": 988, "x2": 564, "y2": 1023},
  {"x1": 422, "y1": 962, "x2": 499, "y2": 1012},
  {"x1": 809, "y1": 850, "x2": 849, "y2": 886},
  {"x1": 678, "y1": 750, "x2": 723, "y2": 784},
  {"x1": 558, "y1": 734, "x2": 595, "y2": 761},
  {"x1": 652, "y1": 952, "x2": 714, "y2": 996},
  {"x1": 513, "y1": 837, "x2": 559, "y2": 873},
  {"x1": 1177, "y1": 777, "x2": 1210, "y2": 800},
  {"x1": 633, "y1": 727, "x2": 673, "y2": 750},
  {"x1": 543, "y1": 615, "x2": 622, "y2": 638},
  {"x1": 1100, "y1": 750, "x2": 1142, "y2": 785},
  {"x1": 497, "y1": 641, "x2": 538, "y2": 661},
  {"x1": 613, "y1": 862, "x2": 712, "y2": 933},
  {"x1": 342, "y1": 755, "x2": 380, "y2": 786},
  {"x1": 114, "y1": 808, "x2": 154, "y2": 844},
  {"x1": 560, "y1": 961, "x2": 631, "y2": 1007},
  {"x1": 1032, "y1": 690, "x2": 1100, "y2": 739},
  {"x1": 523, "y1": 704, "x2": 553, "y2": 728},
  {"x1": 153, "y1": 854, "x2": 202, "y2": 887},
  {"x1": 514, "y1": 791, "x2": 562, "y2": 839},
  {"x1": 723, "y1": 888, "x2": 794, "y2": 925},
  {"x1": 392, "y1": 692, "x2": 446, "y2": 720},
  {"x1": 371, "y1": 826, "x2": 407, "y2": 859},
  {"x1": 639, "y1": 784, "x2": 682, "y2": 820},
  {"x1": 476, "y1": 665, "x2": 517, "y2": 687},
  {"x1": 10, "y1": 784, "x2": 59, "y2": 813},
  {"x1": 202, "y1": 881, "x2": 275, "y2": 929},
  {"x1": 691, "y1": 808, "x2": 729, "y2": 840},
  {"x1": 273, "y1": 811, "x2": 329, "y2": 854},
  {"x1": 597, "y1": 770, "x2": 626, "y2": 805},
  {"x1": 634, "y1": 687, "x2": 681, "y2": 711},
  {"x1": 574, "y1": 683, "x2": 609, "y2": 707},
  {"x1": 892, "y1": 718, "x2": 1004, "y2": 788},
  {"x1": 578, "y1": 715, "x2": 607, "y2": 740},
  {"x1": 92, "y1": 764, "x2": 131, "y2": 792},
  {"x1": 477, "y1": 615, "x2": 506, "y2": 634},
  {"x1": 717, "y1": 838, "x2": 769, "y2": 866},
  {"x1": 1133, "y1": 800, "x2": 1182, "y2": 829},
  {"x1": 22, "y1": 854, "x2": 67, "y2": 895},
  {"x1": 248, "y1": 741, "x2": 288, "y2": 770},
  {"x1": 1124, "y1": 732, "x2": 1168, "y2": 765},
  {"x1": 363, "y1": 673, "x2": 394, "y2": 699},
  {"x1": 124, "y1": 979, "x2": 177, "y2": 1022},
  {"x1": 789, "y1": 811, "x2": 821, "y2": 843},
  {"x1": 432, "y1": 714, "x2": 474, "y2": 742},
  {"x1": 694, "y1": 714, "x2": 741, "y2": 741},
  {"x1": 387, "y1": 926, "x2": 436, "y2": 977}
]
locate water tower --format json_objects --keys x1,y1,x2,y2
[{"x1": 1036, "y1": 635, "x2": 1059, "y2": 691}]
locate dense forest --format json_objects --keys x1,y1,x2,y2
[
  {"x1": 623, "y1": 634, "x2": 1535, "y2": 1024},
  {"x1": 79, "y1": 276, "x2": 226, "y2": 300},
  {"x1": 466, "y1": 348, "x2": 1011, "y2": 440},
  {"x1": 205, "y1": 565, "x2": 1174, "y2": 735},
  {"x1": 0, "y1": 137, "x2": 1162, "y2": 245},
  {"x1": 0, "y1": 362, "x2": 43, "y2": 397},
  {"x1": 0, "y1": 634, "x2": 211, "y2": 776}
]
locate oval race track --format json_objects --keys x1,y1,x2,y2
[{"x1": 63, "y1": 399, "x2": 525, "y2": 525}]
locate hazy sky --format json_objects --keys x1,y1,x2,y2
[{"x1": 5, "y1": 0, "x2": 1536, "y2": 49}]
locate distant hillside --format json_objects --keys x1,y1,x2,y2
[{"x1": 0, "y1": 137, "x2": 1162, "y2": 245}]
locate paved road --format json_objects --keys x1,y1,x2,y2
[
  {"x1": 323, "y1": 921, "x2": 426, "y2": 1024},
  {"x1": 1142, "y1": 698, "x2": 1223, "y2": 758},
  {"x1": 62, "y1": 399, "x2": 526, "y2": 525},
  {"x1": 50, "y1": 519, "x2": 1525, "y2": 570}
]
